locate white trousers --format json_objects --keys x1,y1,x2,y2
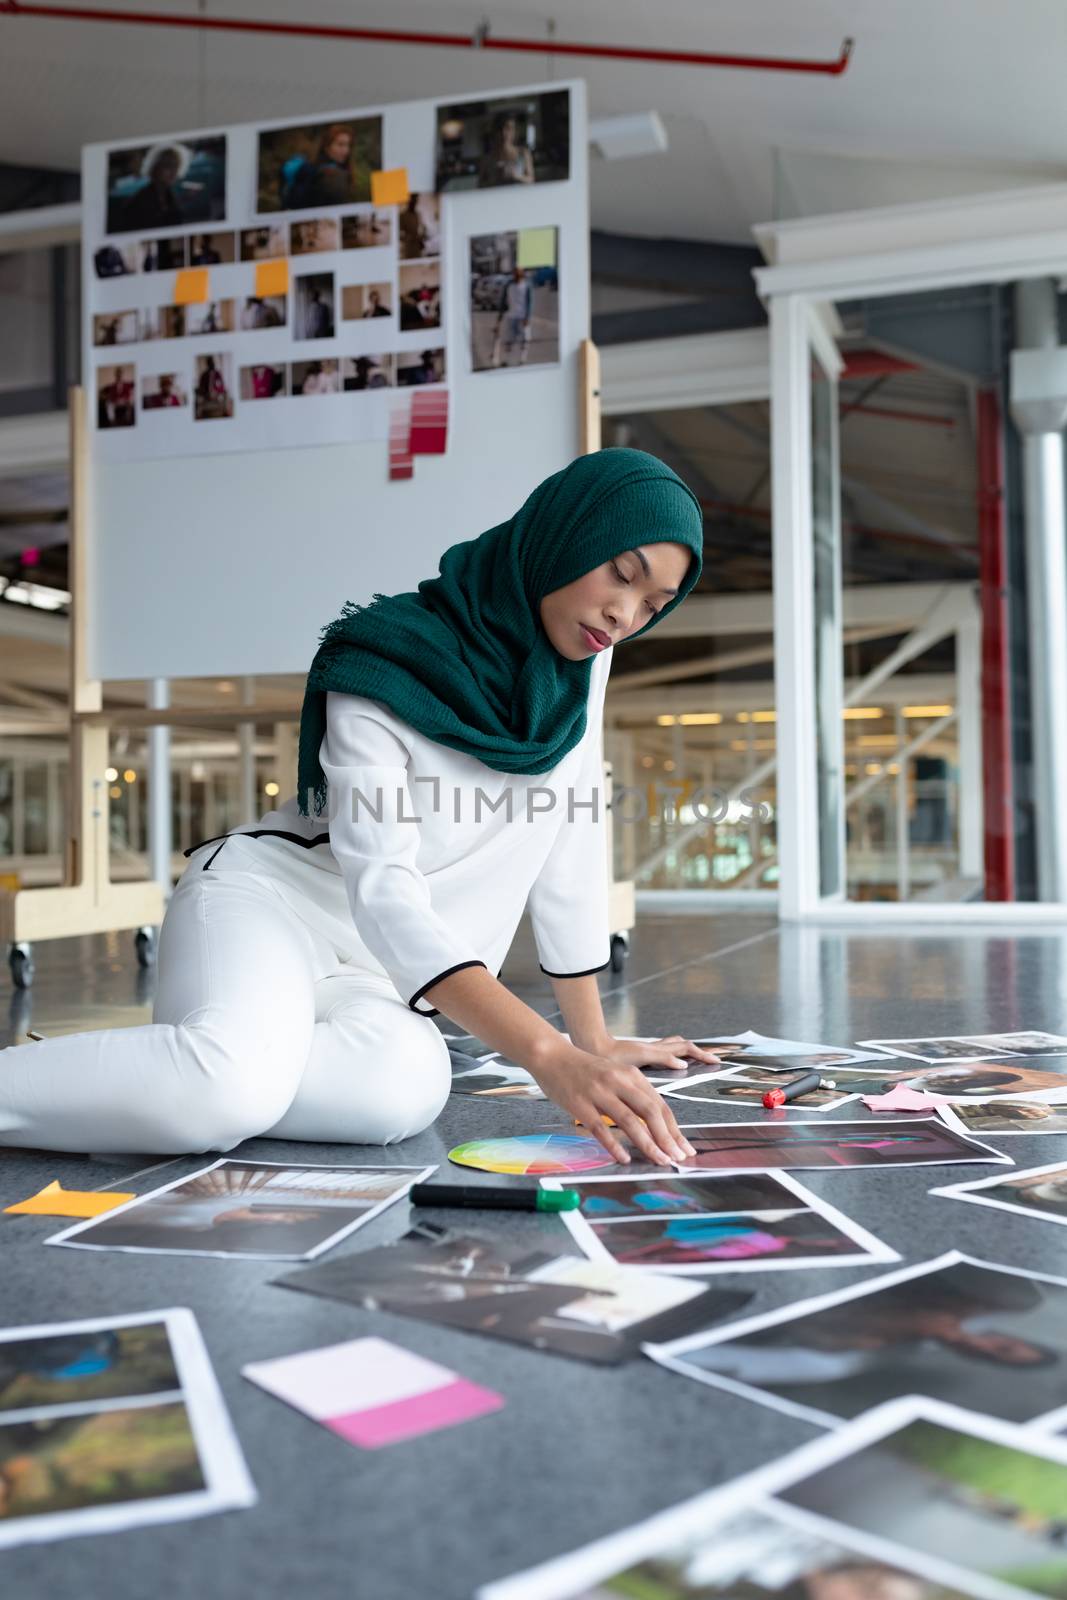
[{"x1": 0, "y1": 846, "x2": 451, "y2": 1156}]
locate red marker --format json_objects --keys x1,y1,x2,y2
[{"x1": 763, "y1": 1070, "x2": 822, "y2": 1109}]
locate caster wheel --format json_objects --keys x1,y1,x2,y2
[
  {"x1": 134, "y1": 926, "x2": 157, "y2": 969},
  {"x1": 9, "y1": 942, "x2": 34, "y2": 990},
  {"x1": 609, "y1": 933, "x2": 629, "y2": 974}
]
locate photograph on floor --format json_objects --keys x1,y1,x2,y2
[
  {"x1": 399, "y1": 261, "x2": 442, "y2": 331},
  {"x1": 96, "y1": 365, "x2": 136, "y2": 429},
  {"x1": 435, "y1": 89, "x2": 570, "y2": 191},
  {"x1": 852, "y1": 1034, "x2": 1061, "y2": 1063},
  {"x1": 340, "y1": 354, "x2": 393, "y2": 390},
  {"x1": 294, "y1": 272, "x2": 335, "y2": 339},
  {"x1": 276, "y1": 1227, "x2": 750, "y2": 1364},
  {"x1": 239, "y1": 363, "x2": 287, "y2": 401},
  {"x1": 544, "y1": 1170, "x2": 897, "y2": 1274},
  {"x1": 932, "y1": 1159, "x2": 1067, "y2": 1227},
  {"x1": 256, "y1": 115, "x2": 382, "y2": 211},
  {"x1": 192, "y1": 353, "x2": 233, "y2": 420},
  {"x1": 189, "y1": 231, "x2": 236, "y2": 265},
  {"x1": 141, "y1": 371, "x2": 188, "y2": 410},
  {"x1": 902, "y1": 1060, "x2": 1067, "y2": 1099},
  {"x1": 341, "y1": 283, "x2": 392, "y2": 321},
  {"x1": 939, "y1": 1101, "x2": 1067, "y2": 1135},
  {"x1": 671, "y1": 1118, "x2": 1011, "y2": 1172},
  {"x1": 774, "y1": 1397, "x2": 1067, "y2": 1600},
  {"x1": 0, "y1": 1308, "x2": 253, "y2": 1550},
  {"x1": 397, "y1": 192, "x2": 441, "y2": 260},
  {"x1": 470, "y1": 229, "x2": 559, "y2": 371},
  {"x1": 106, "y1": 134, "x2": 227, "y2": 233},
  {"x1": 46, "y1": 1160, "x2": 435, "y2": 1260},
  {"x1": 450, "y1": 1060, "x2": 545, "y2": 1098},
  {"x1": 647, "y1": 1253, "x2": 1067, "y2": 1426},
  {"x1": 341, "y1": 209, "x2": 392, "y2": 250},
  {"x1": 661, "y1": 1075, "x2": 858, "y2": 1111}
]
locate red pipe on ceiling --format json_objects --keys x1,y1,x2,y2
[{"x1": 0, "y1": 2, "x2": 854, "y2": 76}]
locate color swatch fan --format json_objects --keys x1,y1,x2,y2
[{"x1": 448, "y1": 1134, "x2": 614, "y2": 1176}]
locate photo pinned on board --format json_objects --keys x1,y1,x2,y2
[
  {"x1": 543, "y1": 1170, "x2": 897, "y2": 1275},
  {"x1": 470, "y1": 228, "x2": 559, "y2": 371},
  {"x1": 105, "y1": 134, "x2": 227, "y2": 234},
  {"x1": 294, "y1": 272, "x2": 335, "y2": 340},
  {"x1": 396, "y1": 347, "x2": 445, "y2": 386},
  {"x1": 92, "y1": 310, "x2": 140, "y2": 348},
  {"x1": 192, "y1": 353, "x2": 234, "y2": 421},
  {"x1": 239, "y1": 295, "x2": 286, "y2": 330},
  {"x1": 141, "y1": 306, "x2": 186, "y2": 341},
  {"x1": 340, "y1": 355, "x2": 394, "y2": 391},
  {"x1": 341, "y1": 210, "x2": 392, "y2": 250},
  {"x1": 185, "y1": 300, "x2": 235, "y2": 337},
  {"x1": 341, "y1": 283, "x2": 392, "y2": 321},
  {"x1": 189, "y1": 231, "x2": 236, "y2": 265},
  {"x1": 398, "y1": 260, "x2": 441, "y2": 331},
  {"x1": 140, "y1": 235, "x2": 188, "y2": 272},
  {"x1": 93, "y1": 241, "x2": 139, "y2": 278},
  {"x1": 291, "y1": 359, "x2": 340, "y2": 396},
  {"x1": 435, "y1": 89, "x2": 570, "y2": 192},
  {"x1": 141, "y1": 371, "x2": 188, "y2": 410},
  {"x1": 239, "y1": 363, "x2": 287, "y2": 401},
  {"x1": 96, "y1": 364, "x2": 136, "y2": 429},
  {"x1": 240, "y1": 225, "x2": 288, "y2": 262},
  {"x1": 397, "y1": 192, "x2": 441, "y2": 260},
  {"x1": 647, "y1": 1252, "x2": 1067, "y2": 1427},
  {"x1": 256, "y1": 116, "x2": 382, "y2": 212},
  {"x1": 289, "y1": 217, "x2": 341, "y2": 256}
]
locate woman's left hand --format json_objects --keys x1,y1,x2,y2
[{"x1": 599, "y1": 1035, "x2": 724, "y2": 1073}]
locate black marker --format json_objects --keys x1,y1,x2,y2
[
  {"x1": 410, "y1": 1182, "x2": 579, "y2": 1213},
  {"x1": 762, "y1": 1070, "x2": 822, "y2": 1109}
]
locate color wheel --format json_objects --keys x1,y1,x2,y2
[{"x1": 447, "y1": 1134, "x2": 615, "y2": 1176}]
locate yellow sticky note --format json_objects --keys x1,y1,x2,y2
[
  {"x1": 174, "y1": 267, "x2": 209, "y2": 305},
  {"x1": 371, "y1": 167, "x2": 410, "y2": 206},
  {"x1": 517, "y1": 227, "x2": 557, "y2": 269},
  {"x1": 4, "y1": 1180, "x2": 135, "y2": 1218},
  {"x1": 255, "y1": 257, "x2": 289, "y2": 297}
]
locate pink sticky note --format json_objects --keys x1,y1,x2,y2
[{"x1": 862, "y1": 1085, "x2": 944, "y2": 1112}]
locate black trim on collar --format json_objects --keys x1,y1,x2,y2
[{"x1": 184, "y1": 828, "x2": 331, "y2": 862}]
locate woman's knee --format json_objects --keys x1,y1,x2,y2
[{"x1": 322, "y1": 1009, "x2": 451, "y2": 1145}]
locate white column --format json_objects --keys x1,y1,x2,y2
[
  {"x1": 955, "y1": 618, "x2": 984, "y2": 880},
  {"x1": 146, "y1": 677, "x2": 172, "y2": 896},
  {"x1": 238, "y1": 675, "x2": 257, "y2": 824},
  {"x1": 769, "y1": 294, "x2": 819, "y2": 918},
  {"x1": 894, "y1": 709, "x2": 910, "y2": 902}
]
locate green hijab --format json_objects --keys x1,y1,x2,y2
[{"x1": 297, "y1": 447, "x2": 704, "y2": 816}]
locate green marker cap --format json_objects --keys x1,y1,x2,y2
[{"x1": 535, "y1": 1188, "x2": 581, "y2": 1212}]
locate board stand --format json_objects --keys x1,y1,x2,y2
[{"x1": 0, "y1": 388, "x2": 165, "y2": 989}]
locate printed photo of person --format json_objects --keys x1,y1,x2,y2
[
  {"x1": 396, "y1": 348, "x2": 445, "y2": 386},
  {"x1": 290, "y1": 218, "x2": 341, "y2": 256},
  {"x1": 341, "y1": 283, "x2": 392, "y2": 321},
  {"x1": 668, "y1": 1260, "x2": 1067, "y2": 1425},
  {"x1": 341, "y1": 355, "x2": 393, "y2": 391},
  {"x1": 590, "y1": 1211, "x2": 872, "y2": 1270},
  {"x1": 239, "y1": 225, "x2": 287, "y2": 262},
  {"x1": 193, "y1": 354, "x2": 233, "y2": 421},
  {"x1": 907, "y1": 1061, "x2": 1067, "y2": 1098},
  {"x1": 294, "y1": 273, "x2": 335, "y2": 340},
  {"x1": 140, "y1": 235, "x2": 187, "y2": 272},
  {"x1": 945, "y1": 1101, "x2": 1067, "y2": 1135},
  {"x1": 398, "y1": 261, "x2": 441, "y2": 330},
  {"x1": 105, "y1": 135, "x2": 226, "y2": 234},
  {"x1": 141, "y1": 372, "x2": 188, "y2": 410},
  {"x1": 189, "y1": 231, "x2": 236, "y2": 265},
  {"x1": 240, "y1": 295, "x2": 286, "y2": 330},
  {"x1": 341, "y1": 210, "x2": 392, "y2": 250},
  {"x1": 671, "y1": 1079, "x2": 852, "y2": 1111},
  {"x1": 96, "y1": 365, "x2": 136, "y2": 429},
  {"x1": 435, "y1": 90, "x2": 569, "y2": 192},
  {"x1": 92, "y1": 311, "x2": 139, "y2": 348},
  {"x1": 185, "y1": 300, "x2": 235, "y2": 337},
  {"x1": 291, "y1": 360, "x2": 339, "y2": 396},
  {"x1": 239, "y1": 363, "x2": 287, "y2": 401},
  {"x1": 470, "y1": 229, "x2": 559, "y2": 370},
  {"x1": 397, "y1": 192, "x2": 441, "y2": 261},
  {"x1": 256, "y1": 117, "x2": 382, "y2": 212},
  {"x1": 93, "y1": 242, "x2": 138, "y2": 278},
  {"x1": 964, "y1": 1165, "x2": 1067, "y2": 1222},
  {"x1": 563, "y1": 1175, "x2": 795, "y2": 1219}
]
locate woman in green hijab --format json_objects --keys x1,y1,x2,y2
[{"x1": 0, "y1": 449, "x2": 718, "y2": 1162}]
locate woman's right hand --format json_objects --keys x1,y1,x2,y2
[{"x1": 529, "y1": 1041, "x2": 697, "y2": 1168}]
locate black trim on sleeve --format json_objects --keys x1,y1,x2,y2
[
  {"x1": 539, "y1": 959, "x2": 611, "y2": 979},
  {"x1": 408, "y1": 960, "x2": 488, "y2": 1014}
]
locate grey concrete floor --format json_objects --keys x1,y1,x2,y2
[{"x1": 4, "y1": 912, "x2": 1067, "y2": 1598}]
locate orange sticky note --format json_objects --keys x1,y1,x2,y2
[
  {"x1": 255, "y1": 257, "x2": 289, "y2": 297},
  {"x1": 4, "y1": 1179, "x2": 135, "y2": 1218},
  {"x1": 371, "y1": 167, "x2": 410, "y2": 206},
  {"x1": 174, "y1": 267, "x2": 209, "y2": 305}
]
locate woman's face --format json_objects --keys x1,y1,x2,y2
[
  {"x1": 539, "y1": 541, "x2": 692, "y2": 660},
  {"x1": 327, "y1": 130, "x2": 351, "y2": 163}
]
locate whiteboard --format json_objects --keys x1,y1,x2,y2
[{"x1": 82, "y1": 78, "x2": 589, "y2": 681}]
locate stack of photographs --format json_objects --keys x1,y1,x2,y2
[
  {"x1": 539, "y1": 1173, "x2": 898, "y2": 1274},
  {"x1": 0, "y1": 1309, "x2": 253, "y2": 1549},
  {"x1": 477, "y1": 1397, "x2": 1067, "y2": 1600}
]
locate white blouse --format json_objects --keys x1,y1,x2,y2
[{"x1": 189, "y1": 645, "x2": 613, "y2": 1016}]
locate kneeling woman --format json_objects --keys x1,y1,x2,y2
[{"x1": 0, "y1": 449, "x2": 717, "y2": 1166}]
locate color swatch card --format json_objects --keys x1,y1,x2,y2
[{"x1": 242, "y1": 1336, "x2": 503, "y2": 1449}]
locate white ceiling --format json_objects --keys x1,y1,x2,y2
[{"x1": 1, "y1": 0, "x2": 1067, "y2": 242}]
